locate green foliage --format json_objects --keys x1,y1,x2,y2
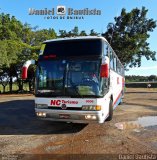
[
  {"x1": 0, "y1": 41, "x2": 7, "y2": 68},
  {"x1": 33, "y1": 28, "x2": 57, "y2": 46},
  {"x1": 59, "y1": 26, "x2": 99, "y2": 37},
  {"x1": 0, "y1": 13, "x2": 23, "y2": 41},
  {"x1": 89, "y1": 29, "x2": 99, "y2": 36},
  {"x1": 125, "y1": 75, "x2": 157, "y2": 82},
  {"x1": 80, "y1": 30, "x2": 87, "y2": 36},
  {"x1": 103, "y1": 7, "x2": 157, "y2": 68},
  {"x1": 0, "y1": 13, "x2": 58, "y2": 93},
  {"x1": 148, "y1": 75, "x2": 157, "y2": 81},
  {"x1": 0, "y1": 40, "x2": 22, "y2": 67}
]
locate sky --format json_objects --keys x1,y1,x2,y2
[{"x1": 0, "y1": 0, "x2": 157, "y2": 76}]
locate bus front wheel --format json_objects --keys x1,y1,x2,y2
[{"x1": 106, "y1": 99, "x2": 113, "y2": 121}]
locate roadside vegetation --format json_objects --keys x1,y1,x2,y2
[{"x1": 125, "y1": 75, "x2": 157, "y2": 82}]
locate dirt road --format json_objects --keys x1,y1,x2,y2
[{"x1": 0, "y1": 88, "x2": 157, "y2": 159}]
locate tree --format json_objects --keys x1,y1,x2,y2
[
  {"x1": 72, "y1": 26, "x2": 79, "y2": 36},
  {"x1": 33, "y1": 28, "x2": 57, "y2": 46},
  {"x1": 21, "y1": 23, "x2": 33, "y2": 44},
  {"x1": 0, "y1": 13, "x2": 42, "y2": 92},
  {"x1": 103, "y1": 7, "x2": 156, "y2": 68},
  {"x1": 0, "y1": 41, "x2": 7, "y2": 68},
  {"x1": 59, "y1": 30, "x2": 67, "y2": 38},
  {"x1": 148, "y1": 75, "x2": 156, "y2": 81},
  {"x1": 0, "y1": 13, "x2": 24, "y2": 41},
  {"x1": 0, "y1": 39, "x2": 39, "y2": 93},
  {"x1": 0, "y1": 40, "x2": 26, "y2": 92},
  {"x1": 59, "y1": 26, "x2": 89, "y2": 37},
  {"x1": 89, "y1": 29, "x2": 99, "y2": 36},
  {"x1": 80, "y1": 30, "x2": 87, "y2": 36},
  {"x1": 0, "y1": 69, "x2": 9, "y2": 93}
]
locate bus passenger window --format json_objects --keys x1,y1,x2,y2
[
  {"x1": 110, "y1": 50, "x2": 114, "y2": 69},
  {"x1": 104, "y1": 43, "x2": 108, "y2": 57},
  {"x1": 114, "y1": 56, "x2": 117, "y2": 72},
  {"x1": 119, "y1": 61, "x2": 122, "y2": 74},
  {"x1": 117, "y1": 61, "x2": 120, "y2": 74}
]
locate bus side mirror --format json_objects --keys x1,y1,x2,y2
[
  {"x1": 100, "y1": 56, "x2": 109, "y2": 78},
  {"x1": 22, "y1": 60, "x2": 36, "y2": 79}
]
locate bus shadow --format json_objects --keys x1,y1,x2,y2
[{"x1": 0, "y1": 100, "x2": 87, "y2": 135}]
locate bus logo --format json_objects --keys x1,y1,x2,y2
[
  {"x1": 61, "y1": 104, "x2": 67, "y2": 110},
  {"x1": 50, "y1": 100, "x2": 61, "y2": 106}
]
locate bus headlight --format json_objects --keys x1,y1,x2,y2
[
  {"x1": 85, "y1": 115, "x2": 97, "y2": 120},
  {"x1": 35, "y1": 104, "x2": 48, "y2": 109},
  {"x1": 82, "y1": 105, "x2": 101, "y2": 111},
  {"x1": 36, "y1": 112, "x2": 46, "y2": 117}
]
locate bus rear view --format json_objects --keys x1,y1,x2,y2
[{"x1": 22, "y1": 37, "x2": 124, "y2": 123}]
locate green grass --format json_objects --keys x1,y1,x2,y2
[{"x1": 0, "y1": 83, "x2": 29, "y2": 93}]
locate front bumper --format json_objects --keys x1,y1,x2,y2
[{"x1": 35, "y1": 109, "x2": 106, "y2": 123}]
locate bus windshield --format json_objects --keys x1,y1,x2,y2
[{"x1": 36, "y1": 60, "x2": 108, "y2": 97}]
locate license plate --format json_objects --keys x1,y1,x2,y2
[{"x1": 59, "y1": 114, "x2": 70, "y2": 119}]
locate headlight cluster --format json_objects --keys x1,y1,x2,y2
[
  {"x1": 36, "y1": 112, "x2": 46, "y2": 117},
  {"x1": 85, "y1": 115, "x2": 97, "y2": 120},
  {"x1": 35, "y1": 103, "x2": 48, "y2": 109},
  {"x1": 82, "y1": 105, "x2": 101, "y2": 111}
]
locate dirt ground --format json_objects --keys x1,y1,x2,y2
[{"x1": 0, "y1": 88, "x2": 157, "y2": 160}]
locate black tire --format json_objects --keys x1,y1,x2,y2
[
  {"x1": 106, "y1": 99, "x2": 113, "y2": 121},
  {"x1": 119, "y1": 90, "x2": 124, "y2": 105},
  {"x1": 119, "y1": 94, "x2": 123, "y2": 105}
]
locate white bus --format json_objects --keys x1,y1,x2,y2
[{"x1": 22, "y1": 36, "x2": 125, "y2": 123}]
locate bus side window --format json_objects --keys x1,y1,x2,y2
[
  {"x1": 117, "y1": 60, "x2": 120, "y2": 74},
  {"x1": 114, "y1": 55, "x2": 117, "y2": 72},
  {"x1": 104, "y1": 43, "x2": 108, "y2": 56},
  {"x1": 119, "y1": 62, "x2": 121, "y2": 74},
  {"x1": 110, "y1": 50, "x2": 114, "y2": 70}
]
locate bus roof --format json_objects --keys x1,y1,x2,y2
[{"x1": 43, "y1": 36, "x2": 108, "y2": 43}]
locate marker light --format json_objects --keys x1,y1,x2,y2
[
  {"x1": 82, "y1": 105, "x2": 101, "y2": 111},
  {"x1": 44, "y1": 55, "x2": 56, "y2": 59}
]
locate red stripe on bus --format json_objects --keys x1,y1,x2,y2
[{"x1": 113, "y1": 91, "x2": 122, "y2": 106}]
